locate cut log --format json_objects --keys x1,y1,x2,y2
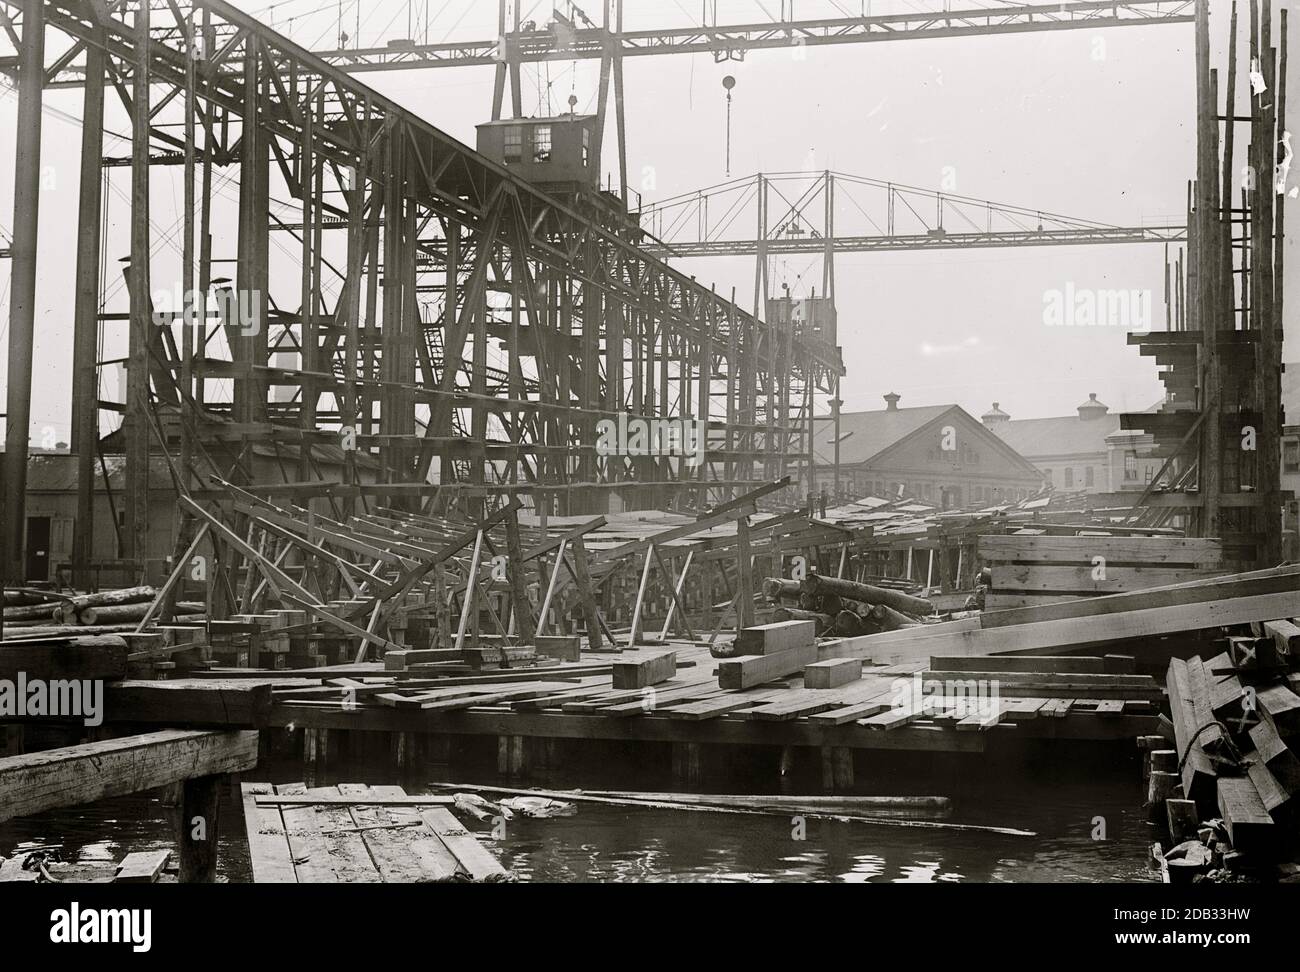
[
  {"x1": 717, "y1": 642, "x2": 821, "y2": 690},
  {"x1": 801, "y1": 575, "x2": 932, "y2": 616}
]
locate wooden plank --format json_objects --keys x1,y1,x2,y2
[
  {"x1": 277, "y1": 782, "x2": 339, "y2": 884},
  {"x1": 806, "y1": 695, "x2": 894, "y2": 726},
  {"x1": 717, "y1": 641, "x2": 820, "y2": 690},
  {"x1": 341, "y1": 784, "x2": 460, "y2": 883},
  {"x1": 114, "y1": 850, "x2": 170, "y2": 884},
  {"x1": 611, "y1": 650, "x2": 677, "y2": 689},
  {"x1": 418, "y1": 808, "x2": 509, "y2": 882},
  {"x1": 305, "y1": 785, "x2": 382, "y2": 884},
  {"x1": 979, "y1": 535, "x2": 1226, "y2": 566},
  {"x1": 803, "y1": 658, "x2": 863, "y2": 689},
  {"x1": 0, "y1": 730, "x2": 258, "y2": 824},
  {"x1": 240, "y1": 782, "x2": 297, "y2": 884},
  {"x1": 927, "y1": 655, "x2": 1106, "y2": 674},
  {"x1": 1258, "y1": 619, "x2": 1300, "y2": 655},
  {"x1": 1216, "y1": 777, "x2": 1275, "y2": 854},
  {"x1": 733, "y1": 619, "x2": 815, "y2": 656},
  {"x1": 992, "y1": 564, "x2": 1220, "y2": 595}
]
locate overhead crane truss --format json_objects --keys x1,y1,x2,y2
[{"x1": 0, "y1": 0, "x2": 842, "y2": 589}]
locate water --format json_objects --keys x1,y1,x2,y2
[{"x1": 0, "y1": 742, "x2": 1157, "y2": 884}]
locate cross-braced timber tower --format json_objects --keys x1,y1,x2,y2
[{"x1": 0, "y1": 0, "x2": 844, "y2": 586}]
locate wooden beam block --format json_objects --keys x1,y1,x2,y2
[
  {"x1": 803, "y1": 658, "x2": 863, "y2": 689},
  {"x1": 611, "y1": 650, "x2": 677, "y2": 690},
  {"x1": 1256, "y1": 684, "x2": 1300, "y2": 735},
  {"x1": 717, "y1": 642, "x2": 820, "y2": 690},
  {"x1": 103, "y1": 680, "x2": 274, "y2": 728},
  {"x1": 535, "y1": 635, "x2": 581, "y2": 662},
  {"x1": 0, "y1": 730, "x2": 258, "y2": 824},
  {"x1": 733, "y1": 619, "x2": 815, "y2": 656},
  {"x1": 1258, "y1": 619, "x2": 1300, "y2": 656},
  {"x1": 1216, "y1": 777, "x2": 1275, "y2": 854},
  {"x1": 0, "y1": 636, "x2": 129, "y2": 681},
  {"x1": 1248, "y1": 721, "x2": 1300, "y2": 795}
]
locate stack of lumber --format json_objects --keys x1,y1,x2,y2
[
  {"x1": 980, "y1": 535, "x2": 1233, "y2": 610},
  {"x1": 716, "y1": 620, "x2": 821, "y2": 690},
  {"x1": 1157, "y1": 613, "x2": 1300, "y2": 878},
  {"x1": 818, "y1": 564, "x2": 1300, "y2": 669}
]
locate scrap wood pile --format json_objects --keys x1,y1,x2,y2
[{"x1": 1152, "y1": 616, "x2": 1300, "y2": 883}]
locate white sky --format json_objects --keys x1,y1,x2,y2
[{"x1": 0, "y1": 0, "x2": 1295, "y2": 445}]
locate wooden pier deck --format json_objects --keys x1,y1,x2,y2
[
  {"x1": 261, "y1": 641, "x2": 1161, "y2": 756},
  {"x1": 241, "y1": 783, "x2": 511, "y2": 883}
]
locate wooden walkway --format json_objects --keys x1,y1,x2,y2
[{"x1": 241, "y1": 783, "x2": 511, "y2": 883}]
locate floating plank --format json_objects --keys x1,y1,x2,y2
[
  {"x1": 114, "y1": 850, "x2": 170, "y2": 884},
  {"x1": 341, "y1": 784, "x2": 460, "y2": 883},
  {"x1": 0, "y1": 730, "x2": 258, "y2": 824},
  {"x1": 305, "y1": 785, "x2": 383, "y2": 884},
  {"x1": 419, "y1": 808, "x2": 509, "y2": 882},
  {"x1": 717, "y1": 641, "x2": 820, "y2": 690},
  {"x1": 1216, "y1": 777, "x2": 1275, "y2": 854},
  {"x1": 611, "y1": 650, "x2": 677, "y2": 690},
  {"x1": 241, "y1": 783, "x2": 297, "y2": 884},
  {"x1": 803, "y1": 658, "x2": 863, "y2": 689},
  {"x1": 733, "y1": 620, "x2": 815, "y2": 656}
]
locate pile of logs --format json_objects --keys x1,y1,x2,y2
[
  {"x1": 2, "y1": 586, "x2": 206, "y2": 637},
  {"x1": 1152, "y1": 617, "x2": 1300, "y2": 883},
  {"x1": 761, "y1": 573, "x2": 934, "y2": 638}
]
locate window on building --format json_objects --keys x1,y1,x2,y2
[
  {"x1": 1146, "y1": 464, "x2": 1155, "y2": 483},
  {"x1": 503, "y1": 126, "x2": 523, "y2": 164},
  {"x1": 1285, "y1": 438, "x2": 1300, "y2": 472},
  {"x1": 533, "y1": 124, "x2": 552, "y2": 162},
  {"x1": 1085, "y1": 466, "x2": 1095, "y2": 487},
  {"x1": 582, "y1": 128, "x2": 591, "y2": 167},
  {"x1": 1043, "y1": 468, "x2": 1052, "y2": 484},
  {"x1": 1124, "y1": 453, "x2": 1138, "y2": 481},
  {"x1": 1065, "y1": 468, "x2": 1074, "y2": 488}
]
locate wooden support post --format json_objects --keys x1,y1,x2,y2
[
  {"x1": 671, "y1": 742, "x2": 702, "y2": 786},
  {"x1": 179, "y1": 774, "x2": 221, "y2": 883}
]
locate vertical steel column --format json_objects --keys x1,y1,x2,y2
[
  {"x1": 1, "y1": 0, "x2": 43, "y2": 585},
  {"x1": 72, "y1": 19, "x2": 105, "y2": 586},
  {"x1": 125, "y1": 0, "x2": 152, "y2": 565}
]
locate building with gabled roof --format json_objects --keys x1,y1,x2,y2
[{"x1": 813, "y1": 393, "x2": 1044, "y2": 508}]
